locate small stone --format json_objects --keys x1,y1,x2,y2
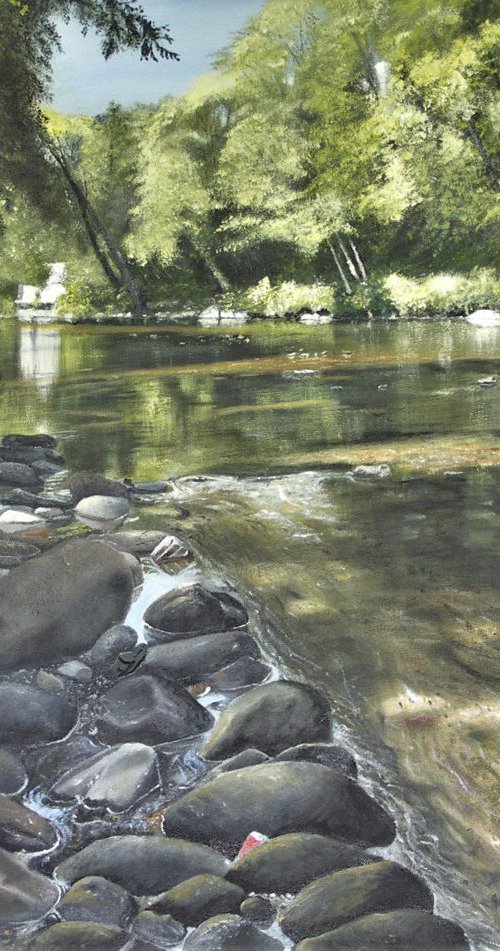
[
  {"x1": 84, "y1": 624, "x2": 137, "y2": 668},
  {"x1": 183, "y1": 914, "x2": 283, "y2": 950},
  {"x1": 131, "y1": 911, "x2": 186, "y2": 948},
  {"x1": 0, "y1": 794, "x2": 58, "y2": 852},
  {"x1": 57, "y1": 660, "x2": 93, "y2": 683},
  {"x1": 58, "y1": 876, "x2": 137, "y2": 928},
  {"x1": 35, "y1": 671, "x2": 67, "y2": 695},
  {"x1": 206, "y1": 656, "x2": 271, "y2": 691},
  {"x1": 146, "y1": 874, "x2": 244, "y2": 926},
  {"x1": 240, "y1": 896, "x2": 275, "y2": 924}
]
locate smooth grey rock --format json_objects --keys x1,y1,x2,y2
[
  {"x1": 144, "y1": 584, "x2": 248, "y2": 639},
  {"x1": 0, "y1": 462, "x2": 40, "y2": 486},
  {"x1": 84, "y1": 624, "x2": 137, "y2": 668},
  {"x1": 274, "y1": 743, "x2": 357, "y2": 778},
  {"x1": 3, "y1": 433, "x2": 57, "y2": 450},
  {"x1": 35, "y1": 671, "x2": 67, "y2": 695},
  {"x1": 34, "y1": 506, "x2": 66, "y2": 520},
  {"x1": 240, "y1": 896, "x2": 275, "y2": 924},
  {"x1": 201, "y1": 681, "x2": 332, "y2": 760},
  {"x1": 56, "y1": 835, "x2": 230, "y2": 895},
  {"x1": 30, "y1": 921, "x2": 126, "y2": 950},
  {"x1": 183, "y1": 914, "x2": 282, "y2": 950},
  {"x1": 69, "y1": 471, "x2": 129, "y2": 504},
  {"x1": 51, "y1": 743, "x2": 159, "y2": 812},
  {"x1": 75, "y1": 495, "x2": 130, "y2": 524},
  {"x1": 206, "y1": 656, "x2": 271, "y2": 691},
  {"x1": 279, "y1": 861, "x2": 434, "y2": 941},
  {"x1": 121, "y1": 552, "x2": 143, "y2": 587},
  {"x1": 0, "y1": 539, "x2": 133, "y2": 672},
  {"x1": 210, "y1": 748, "x2": 270, "y2": 776},
  {"x1": 0, "y1": 794, "x2": 57, "y2": 851},
  {"x1": 31, "y1": 459, "x2": 65, "y2": 478},
  {"x1": 142, "y1": 630, "x2": 260, "y2": 684},
  {"x1": 0, "y1": 747, "x2": 27, "y2": 794},
  {"x1": 131, "y1": 911, "x2": 186, "y2": 948},
  {"x1": 0, "y1": 847, "x2": 59, "y2": 925},
  {"x1": 227, "y1": 833, "x2": 374, "y2": 894},
  {"x1": 351, "y1": 464, "x2": 391, "y2": 480},
  {"x1": 162, "y1": 762, "x2": 395, "y2": 851},
  {"x1": 0, "y1": 683, "x2": 76, "y2": 746},
  {"x1": 97, "y1": 675, "x2": 213, "y2": 745},
  {"x1": 2, "y1": 488, "x2": 71, "y2": 510},
  {"x1": 0, "y1": 508, "x2": 44, "y2": 531},
  {"x1": 147, "y1": 874, "x2": 244, "y2": 926},
  {"x1": 0, "y1": 536, "x2": 40, "y2": 568},
  {"x1": 57, "y1": 660, "x2": 92, "y2": 683},
  {"x1": 96, "y1": 531, "x2": 166, "y2": 556},
  {"x1": 58, "y1": 876, "x2": 137, "y2": 928},
  {"x1": 295, "y1": 909, "x2": 470, "y2": 950}
]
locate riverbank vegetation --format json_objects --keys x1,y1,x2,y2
[{"x1": 2, "y1": 0, "x2": 500, "y2": 318}]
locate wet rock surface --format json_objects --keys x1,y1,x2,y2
[
  {"x1": 144, "y1": 583, "x2": 248, "y2": 638},
  {"x1": 0, "y1": 683, "x2": 77, "y2": 745},
  {"x1": 141, "y1": 630, "x2": 260, "y2": 683},
  {"x1": 97, "y1": 675, "x2": 213, "y2": 744},
  {"x1": 69, "y1": 471, "x2": 129, "y2": 503},
  {"x1": 274, "y1": 742, "x2": 357, "y2": 778},
  {"x1": 57, "y1": 875, "x2": 137, "y2": 927},
  {"x1": 0, "y1": 794, "x2": 58, "y2": 852},
  {"x1": 30, "y1": 921, "x2": 127, "y2": 950},
  {"x1": 130, "y1": 910, "x2": 186, "y2": 948},
  {"x1": 0, "y1": 747, "x2": 27, "y2": 794},
  {"x1": 0, "y1": 847, "x2": 59, "y2": 926},
  {"x1": 50, "y1": 743, "x2": 159, "y2": 812},
  {"x1": 294, "y1": 909, "x2": 471, "y2": 950},
  {"x1": 183, "y1": 914, "x2": 283, "y2": 950},
  {"x1": 148, "y1": 873, "x2": 244, "y2": 926}
]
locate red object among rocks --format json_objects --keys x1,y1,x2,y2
[{"x1": 236, "y1": 831, "x2": 269, "y2": 860}]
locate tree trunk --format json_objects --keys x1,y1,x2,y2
[
  {"x1": 194, "y1": 242, "x2": 231, "y2": 293},
  {"x1": 349, "y1": 237, "x2": 368, "y2": 282},
  {"x1": 328, "y1": 239, "x2": 352, "y2": 294},
  {"x1": 338, "y1": 236, "x2": 361, "y2": 282},
  {"x1": 467, "y1": 117, "x2": 500, "y2": 193}
]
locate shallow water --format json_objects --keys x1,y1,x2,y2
[{"x1": 1, "y1": 316, "x2": 500, "y2": 948}]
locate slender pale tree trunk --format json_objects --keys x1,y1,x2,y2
[
  {"x1": 327, "y1": 238, "x2": 352, "y2": 294},
  {"x1": 338, "y1": 236, "x2": 361, "y2": 282},
  {"x1": 349, "y1": 237, "x2": 368, "y2": 282}
]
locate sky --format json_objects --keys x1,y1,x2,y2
[{"x1": 51, "y1": 0, "x2": 264, "y2": 115}]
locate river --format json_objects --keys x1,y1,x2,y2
[{"x1": 1, "y1": 317, "x2": 499, "y2": 949}]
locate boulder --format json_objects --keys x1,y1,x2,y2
[
  {"x1": 95, "y1": 530, "x2": 166, "y2": 556},
  {"x1": 201, "y1": 681, "x2": 332, "y2": 760},
  {"x1": 0, "y1": 462, "x2": 40, "y2": 486},
  {"x1": 31, "y1": 459, "x2": 65, "y2": 478},
  {"x1": 0, "y1": 509, "x2": 44, "y2": 532},
  {"x1": 0, "y1": 536, "x2": 40, "y2": 568},
  {"x1": 294, "y1": 909, "x2": 470, "y2": 950},
  {"x1": 142, "y1": 630, "x2": 260, "y2": 684},
  {"x1": 162, "y1": 762, "x2": 395, "y2": 851},
  {"x1": 97, "y1": 675, "x2": 213, "y2": 745},
  {"x1": 0, "y1": 539, "x2": 133, "y2": 672},
  {"x1": 227, "y1": 833, "x2": 374, "y2": 894},
  {"x1": 274, "y1": 743, "x2": 357, "y2": 778},
  {"x1": 0, "y1": 747, "x2": 27, "y2": 794},
  {"x1": 183, "y1": 914, "x2": 282, "y2": 950},
  {"x1": 465, "y1": 308, "x2": 500, "y2": 327},
  {"x1": 30, "y1": 922, "x2": 126, "y2": 950},
  {"x1": 0, "y1": 794, "x2": 57, "y2": 852},
  {"x1": 84, "y1": 624, "x2": 137, "y2": 668},
  {"x1": 210, "y1": 749, "x2": 270, "y2": 776},
  {"x1": 144, "y1": 584, "x2": 248, "y2": 639},
  {"x1": 131, "y1": 911, "x2": 186, "y2": 948},
  {"x1": 0, "y1": 847, "x2": 59, "y2": 925},
  {"x1": 58, "y1": 876, "x2": 137, "y2": 928},
  {"x1": 147, "y1": 874, "x2": 245, "y2": 926},
  {"x1": 3, "y1": 433, "x2": 57, "y2": 450},
  {"x1": 0, "y1": 683, "x2": 76, "y2": 745},
  {"x1": 75, "y1": 495, "x2": 130, "y2": 529},
  {"x1": 69, "y1": 471, "x2": 129, "y2": 504},
  {"x1": 56, "y1": 835, "x2": 230, "y2": 895},
  {"x1": 279, "y1": 860, "x2": 434, "y2": 941},
  {"x1": 51, "y1": 743, "x2": 159, "y2": 813},
  {"x1": 240, "y1": 896, "x2": 275, "y2": 924},
  {"x1": 206, "y1": 656, "x2": 271, "y2": 691}
]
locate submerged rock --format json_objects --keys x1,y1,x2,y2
[
  {"x1": 0, "y1": 539, "x2": 133, "y2": 672},
  {"x1": 58, "y1": 876, "x2": 137, "y2": 928},
  {"x1": 3, "y1": 433, "x2": 57, "y2": 450},
  {"x1": 0, "y1": 847, "x2": 59, "y2": 926},
  {"x1": 162, "y1": 762, "x2": 395, "y2": 851},
  {"x1": 96, "y1": 530, "x2": 166, "y2": 556},
  {"x1": 97, "y1": 675, "x2": 213, "y2": 745},
  {"x1": 0, "y1": 794, "x2": 58, "y2": 852},
  {"x1": 279, "y1": 860, "x2": 434, "y2": 941},
  {"x1": 141, "y1": 630, "x2": 260, "y2": 683},
  {"x1": 206, "y1": 656, "x2": 271, "y2": 691},
  {"x1": 294, "y1": 909, "x2": 470, "y2": 950},
  {"x1": 56, "y1": 835, "x2": 230, "y2": 895},
  {"x1": 30, "y1": 921, "x2": 126, "y2": 950},
  {"x1": 183, "y1": 914, "x2": 282, "y2": 950},
  {"x1": 0, "y1": 683, "x2": 76, "y2": 746},
  {"x1": 50, "y1": 743, "x2": 159, "y2": 813},
  {"x1": 147, "y1": 874, "x2": 244, "y2": 926},
  {"x1": 227, "y1": 833, "x2": 374, "y2": 894},
  {"x1": 144, "y1": 583, "x2": 248, "y2": 639},
  {"x1": 201, "y1": 681, "x2": 332, "y2": 760}
]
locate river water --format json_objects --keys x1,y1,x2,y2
[{"x1": 1, "y1": 317, "x2": 499, "y2": 949}]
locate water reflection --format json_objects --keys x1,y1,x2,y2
[{"x1": 18, "y1": 327, "x2": 61, "y2": 394}]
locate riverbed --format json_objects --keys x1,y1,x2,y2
[{"x1": 1, "y1": 317, "x2": 499, "y2": 949}]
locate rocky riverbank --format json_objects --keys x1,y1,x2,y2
[{"x1": 0, "y1": 433, "x2": 472, "y2": 950}]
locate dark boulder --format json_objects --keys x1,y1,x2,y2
[
  {"x1": 0, "y1": 747, "x2": 27, "y2": 794},
  {"x1": 279, "y1": 861, "x2": 434, "y2": 942},
  {"x1": 56, "y1": 835, "x2": 230, "y2": 895},
  {"x1": 3, "y1": 433, "x2": 57, "y2": 450},
  {"x1": 206, "y1": 656, "x2": 271, "y2": 691},
  {"x1": 147, "y1": 874, "x2": 245, "y2": 926},
  {"x1": 227, "y1": 833, "x2": 375, "y2": 895},
  {"x1": 50, "y1": 743, "x2": 159, "y2": 813},
  {"x1": 31, "y1": 459, "x2": 65, "y2": 478},
  {"x1": 144, "y1": 584, "x2": 248, "y2": 639},
  {"x1": 30, "y1": 922, "x2": 126, "y2": 950},
  {"x1": 69, "y1": 471, "x2": 129, "y2": 504},
  {"x1": 97, "y1": 675, "x2": 213, "y2": 745},
  {"x1": 0, "y1": 847, "x2": 59, "y2": 925},
  {"x1": 294, "y1": 909, "x2": 470, "y2": 950},
  {"x1": 84, "y1": 624, "x2": 137, "y2": 668},
  {"x1": 0, "y1": 683, "x2": 76, "y2": 746},
  {"x1": 141, "y1": 630, "x2": 260, "y2": 684},
  {"x1": 0, "y1": 794, "x2": 58, "y2": 851},
  {"x1": 240, "y1": 896, "x2": 275, "y2": 925},
  {"x1": 0, "y1": 539, "x2": 133, "y2": 672},
  {"x1": 57, "y1": 876, "x2": 137, "y2": 928},
  {"x1": 183, "y1": 914, "x2": 283, "y2": 951},
  {"x1": 274, "y1": 743, "x2": 357, "y2": 778},
  {"x1": 201, "y1": 681, "x2": 332, "y2": 760},
  {"x1": 131, "y1": 911, "x2": 186, "y2": 948},
  {"x1": 0, "y1": 462, "x2": 40, "y2": 486},
  {"x1": 210, "y1": 748, "x2": 270, "y2": 776},
  {"x1": 162, "y1": 762, "x2": 395, "y2": 851}
]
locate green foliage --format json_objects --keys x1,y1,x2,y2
[
  {"x1": 384, "y1": 269, "x2": 500, "y2": 317},
  {"x1": 238, "y1": 278, "x2": 335, "y2": 317}
]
